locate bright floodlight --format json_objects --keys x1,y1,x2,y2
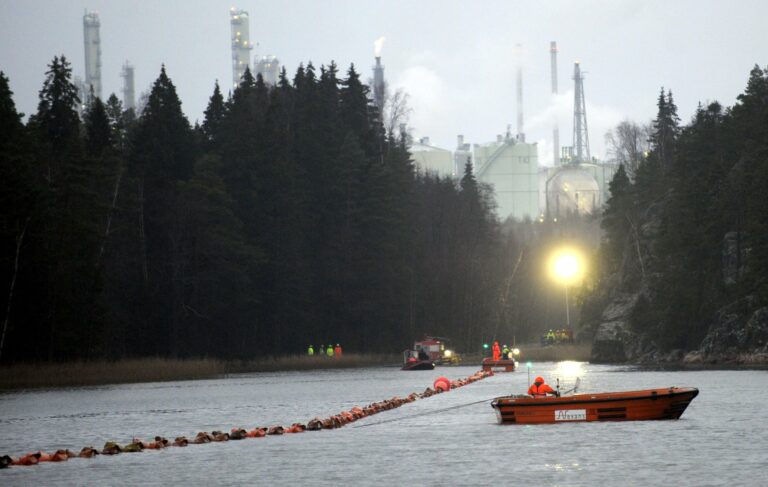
[{"x1": 549, "y1": 248, "x2": 585, "y2": 285}]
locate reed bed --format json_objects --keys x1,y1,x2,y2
[{"x1": 0, "y1": 353, "x2": 400, "y2": 390}]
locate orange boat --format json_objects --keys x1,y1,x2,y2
[
  {"x1": 481, "y1": 357, "x2": 516, "y2": 372},
  {"x1": 491, "y1": 386, "x2": 699, "y2": 424}
]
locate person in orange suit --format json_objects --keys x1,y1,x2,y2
[
  {"x1": 528, "y1": 376, "x2": 559, "y2": 397},
  {"x1": 492, "y1": 341, "x2": 501, "y2": 361},
  {"x1": 334, "y1": 343, "x2": 342, "y2": 357}
]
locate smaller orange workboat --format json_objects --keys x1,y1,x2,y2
[
  {"x1": 491, "y1": 386, "x2": 699, "y2": 424},
  {"x1": 481, "y1": 357, "x2": 516, "y2": 372}
]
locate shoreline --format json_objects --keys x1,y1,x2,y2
[
  {"x1": 0, "y1": 354, "x2": 399, "y2": 391},
  {"x1": 4, "y1": 344, "x2": 763, "y2": 391}
]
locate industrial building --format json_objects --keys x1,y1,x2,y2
[
  {"x1": 474, "y1": 134, "x2": 540, "y2": 220},
  {"x1": 230, "y1": 8, "x2": 253, "y2": 89},
  {"x1": 472, "y1": 45, "x2": 540, "y2": 221},
  {"x1": 255, "y1": 55, "x2": 280, "y2": 85},
  {"x1": 410, "y1": 137, "x2": 455, "y2": 176}
]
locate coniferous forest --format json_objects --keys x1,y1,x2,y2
[
  {"x1": 4, "y1": 56, "x2": 768, "y2": 365},
  {"x1": 0, "y1": 56, "x2": 511, "y2": 363},
  {"x1": 584, "y1": 65, "x2": 768, "y2": 358}
]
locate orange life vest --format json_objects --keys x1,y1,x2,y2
[{"x1": 528, "y1": 382, "x2": 556, "y2": 397}]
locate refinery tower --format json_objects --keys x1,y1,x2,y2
[
  {"x1": 121, "y1": 62, "x2": 135, "y2": 111},
  {"x1": 255, "y1": 55, "x2": 280, "y2": 86},
  {"x1": 230, "y1": 8, "x2": 253, "y2": 89},
  {"x1": 83, "y1": 10, "x2": 102, "y2": 101}
]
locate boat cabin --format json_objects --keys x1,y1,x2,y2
[{"x1": 413, "y1": 336, "x2": 459, "y2": 365}]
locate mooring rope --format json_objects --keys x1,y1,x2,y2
[{"x1": 353, "y1": 396, "x2": 497, "y2": 429}]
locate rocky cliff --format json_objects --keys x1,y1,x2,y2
[{"x1": 586, "y1": 204, "x2": 768, "y2": 365}]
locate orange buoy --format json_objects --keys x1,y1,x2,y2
[
  {"x1": 13, "y1": 452, "x2": 41, "y2": 466},
  {"x1": 0, "y1": 368, "x2": 499, "y2": 470},
  {"x1": 433, "y1": 376, "x2": 450, "y2": 392},
  {"x1": 246, "y1": 427, "x2": 267, "y2": 438},
  {"x1": 173, "y1": 437, "x2": 188, "y2": 447}
]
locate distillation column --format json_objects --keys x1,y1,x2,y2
[
  {"x1": 83, "y1": 11, "x2": 102, "y2": 101},
  {"x1": 230, "y1": 8, "x2": 253, "y2": 89},
  {"x1": 121, "y1": 62, "x2": 135, "y2": 111}
]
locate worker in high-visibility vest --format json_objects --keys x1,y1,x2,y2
[
  {"x1": 492, "y1": 341, "x2": 501, "y2": 361},
  {"x1": 326, "y1": 344, "x2": 334, "y2": 357},
  {"x1": 528, "y1": 376, "x2": 559, "y2": 397},
  {"x1": 308, "y1": 345, "x2": 314, "y2": 356}
]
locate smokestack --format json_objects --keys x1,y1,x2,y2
[
  {"x1": 373, "y1": 56, "x2": 385, "y2": 113},
  {"x1": 457, "y1": 134, "x2": 464, "y2": 148},
  {"x1": 372, "y1": 36, "x2": 386, "y2": 113},
  {"x1": 516, "y1": 44, "x2": 524, "y2": 142},
  {"x1": 550, "y1": 41, "x2": 560, "y2": 166},
  {"x1": 121, "y1": 61, "x2": 135, "y2": 111}
]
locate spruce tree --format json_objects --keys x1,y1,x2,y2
[
  {"x1": 0, "y1": 72, "x2": 38, "y2": 363},
  {"x1": 601, "y1": 164, "x2": 633, "y2": 272},
  {"x1": 202, "y1": 80, "x2": 225, "y2": 147},
  {"x1": 104, "y1": 94, "x2": 127, "y2": 152},
  {"x1": 84, "y1": 96, "x2": 112, "y2": 156},
  {"x1": 34, "y1": 56, "x2": 81, "y2": 154},
  {"x1": 129, "y1": 65, "x2": 195, "y2": 356}
]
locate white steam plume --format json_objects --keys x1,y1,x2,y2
[{"x1": 374, "y1": 36, "x2": 386, "y2": 57}]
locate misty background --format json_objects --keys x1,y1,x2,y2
[{"x1": 2, "y1": 0, "x2": 767, "y2": 165}]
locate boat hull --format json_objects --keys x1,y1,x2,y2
[
  {"x1": 491, "y1": 387, "x2": 699, "y2": 424},
  {"x1": 481, "y1": 358, "x2": 516, "y2": 372},
  {"x1": 401, "y1": 360, "x2": 435, "y2": 371}
]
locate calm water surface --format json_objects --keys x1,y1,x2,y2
[{"x1": 0, "y1": 363, "x2": 764, "y2": 486}]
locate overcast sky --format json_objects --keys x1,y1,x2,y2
[{"x1": 1, "y1": 0, "x2": 767, "y2": 163}]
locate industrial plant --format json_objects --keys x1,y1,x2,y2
[
  {"x1": 409, "y1": 41, "x2": 616, "y2": 222},
  {"x1": 69, "y1": 7, "x2": 615, "y2": 223}
]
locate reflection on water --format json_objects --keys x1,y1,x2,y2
[
  {"x1": 552, "y1": 360, "x2": 585, "y2": 379},
  {"x1": 1, "y1": 363, "x2": 764, "y2": 485}
]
